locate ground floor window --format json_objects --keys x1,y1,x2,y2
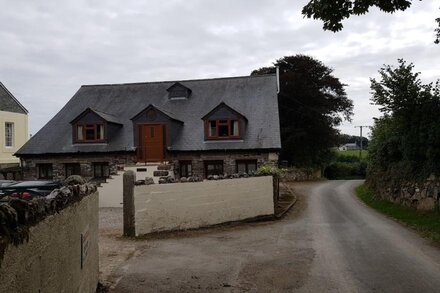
[
  {"x1": 37, "y1": 163, "x2": 53, "y2": 179},
  {"x1": 204, "y1": 160, "x2": 223, "y2": 177},
  {"x1": 93, "y1": 162, "x2": 109, "y2": 178},
  {"x1": 179, "y1": 161, "x2": 192, "y2": 178},
  {"x1": 65, "y1": 163, "x2": 81, "y2": 177},
  {"x1": 236, "y1": 160, "x2": 258, "y2": 174}
]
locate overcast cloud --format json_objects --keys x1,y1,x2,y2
[{"x1": 0, "y1": 0, "x2": 439, "y2": 137}]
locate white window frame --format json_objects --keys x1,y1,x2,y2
[{"x1": 5, "y1": 122, "x2": 14, "y2": 148}]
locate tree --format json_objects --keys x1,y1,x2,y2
[
  {"x1": 367, "y1": 59, "x2": 440, "y2": 186},
  {"x1": 251, "y1": 55, "x2": 354, "y2": 167},
  {"x1": 302, "y1": 0, "x2": 440, "y2": 43}
]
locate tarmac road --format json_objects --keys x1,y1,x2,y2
[{"x1": 109, "y1": 180, "x2": 440, "y2": 292}]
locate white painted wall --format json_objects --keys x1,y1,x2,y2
[
  {"x1": 134, "y1": 176, "x2": 274, "y2": 235},
  {"x1": 98, "y1": 165, "x2": 174, "y2": 208}
]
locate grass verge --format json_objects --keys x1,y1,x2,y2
[{"x1": 356, "y1": 184, "x2": 440, "y2": 243}]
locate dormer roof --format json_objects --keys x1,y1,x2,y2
[
  {"x1": 167, "y1": 82, "x2": 191, "y2": 100},
  {"x1": 70, "y1": 108, "x2": 123, "y2": 125},
  {"x1": 130, "y1": 104, "x2": 184, "y2": 124},
  {"x1": 202, "y1": 102, "x2": 248, "y2": 122}
]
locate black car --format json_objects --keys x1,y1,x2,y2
[{"x1": 0, "y1": 180, "x2": 62, "y2": 201}]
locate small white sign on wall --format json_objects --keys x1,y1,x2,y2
[{"x1": 81, "y1": 225, "x2": 90, "y2": 269}]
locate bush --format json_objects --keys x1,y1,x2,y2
[
  {"x1": 324, "y1": 153, "x2": 367, "y2": 179},
  {"x1": 256, "y1": 164, "x2": 284, "y2": 178}
]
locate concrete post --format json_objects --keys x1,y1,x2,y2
[{"x1": 123, "y1": 170, "x2": 136, "y2": 237}]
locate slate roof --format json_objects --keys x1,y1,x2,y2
[
  {"x1": 0, "y1": 82, "x2": 28, "y2": 114},
  {"x1": 16, "y1": 74, "x2": 281, "y2": 155},
  {"x1": 70, "y1": 108, "x2": 123, "y2": 125}
]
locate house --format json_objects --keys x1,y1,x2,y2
[
  {"x1": 339, "y1": 143, "x2": 359, "y2": 151},
  {"x1": 0, "y1": 82, "x2": 28, "y2": 178},
  {"x1": 15, "y1": 74, "x2": 281, "y2": 180}
]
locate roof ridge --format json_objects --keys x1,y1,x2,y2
[{"x1": 80, "y1": 73, "x2": 276, "y2": 88}]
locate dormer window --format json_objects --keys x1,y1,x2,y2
[
  {"x1": 207, "y1": 119, "x2": 240, "y2": 139},
  {"x1": 202, "y1": 102, "x2": 247, "y2": 141},
  {"x1": 70, "y1": 108, "x2": 122, "y2": 144},
  {"x1": 167, "y1": 82, "x2": 191, "y2": 100},
  {"x1": 76, "y1": 124, "x2": 105, "y2": 142}
]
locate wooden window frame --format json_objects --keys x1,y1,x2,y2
[
  {"x1": 74, "y1": 123, "x2": 106, "y2": 143},
  {"x1": 93, "y1": 162, "x2": 110, "y2": 179},
  {"x1": 4, "y1": 122, "x2": 14, "y2": 147},
  {"x1": 37, "y1": 163, "x2": 53, "y2": 180},
  {"x1": 179, "y1": 161, "x2": 192, "y2": 178},
  {"x1": 236, "y1": 160, "x2": 258, "y2": 174},
  {"x1": 65, "y1": 163, "x2": 81, "y2": 177},
  {"x1": 204, "y1": 160, "x2": 224, "y2": 177},
  {"x1": 205, "y1": 119, "x2": 240, "y2": 140}
]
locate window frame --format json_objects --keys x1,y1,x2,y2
[
  {"x1": 235, "y1": 160, "x2": 258, "y2": 174},
  {"x1": 179, "y1": 161, "x2": 193, "y2": 178},
  {"x1": 93, "y1": 162, "x2": 110, "y2": 179},
  {"x1": 74, "y1": 123, "x2": 106, "y2": 143},
  {"x1": 205, "y1": 119, "x2": 240, "y2": 140},
  {"x1": 4, "y1": 122, "x2": 14, "y2": 147},
  {"x1": 204, "y1": 160, "x2": 224, "y2": 177},
  {"x1": 65, "y1": 163, "x2": 81, "y2": 177},
  {"x1": 37, "y1": 163, "x2": 53, "y2": 180}
]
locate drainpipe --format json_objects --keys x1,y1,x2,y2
[{"x1": 276, "y1": 66, "x2": 280, "y2": 94}]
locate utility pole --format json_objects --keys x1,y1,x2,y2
[{"x1": 354, "y1": 126, "x2": 370, "y2": 159}]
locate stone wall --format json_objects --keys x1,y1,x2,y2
[
  {"x1": 20, "y1": 150, "x2": 278, "y2": 181},
  {"x1": 170, "y1": 150, "x2": 279, "y2": 179},
  {"x1": 281, "y1": 167, "x2": 322, "y2": 182},
  {"x1": 369, "y1": 176, "x2": 440, "y2": 211},
  {"x1": 134, "y1": 176, "x2": 275, "y2": 235},
  {"x1": 0, "y1": 185, "x2": 99, "y2": 293},
  {"x1": 20, "y1": 152, "x2": 136, "y2": 181}
]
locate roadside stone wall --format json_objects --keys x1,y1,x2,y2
[
  {"x1": 370, "y1": 176, "x2": 440, "y2": 211},
  {"x1": 0, "y1": 184, "x2": 99, "y2": 293},
  {"x1": 281, "y1": 167, "x2": 321, "y2": 182}
]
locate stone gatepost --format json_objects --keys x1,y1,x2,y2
[{"x1": 123, "y1": 170, "x2": 136, "y2": 237}]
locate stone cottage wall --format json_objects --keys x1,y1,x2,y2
[
  {"x1": 170, "y1": 150, "x2": 279, "y2": 179},
  {"x1": 21, "y1": 152, "x2": 136, "y2": 181}
]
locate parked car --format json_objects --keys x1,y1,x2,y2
[
  {"x1": 0, "y1": 180, "x2": 15, "y2": 188},
  {"x1": 0, "y1": 180, "x2": 62, "y2": 200}
]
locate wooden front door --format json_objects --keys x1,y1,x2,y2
[{"x1": 138, "y1": 124, "x2": 164, "y2": 162}]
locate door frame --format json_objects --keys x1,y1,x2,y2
[{"x1": 136, "y1": 123, "x2": 168, "y2": 162}]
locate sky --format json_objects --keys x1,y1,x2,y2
[{"x1": 0, "y1": 0, "x2": 439, "y2": 138}]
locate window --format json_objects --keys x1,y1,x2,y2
[
  {"x1": 206, "y1": 119, "x2": 239, "y2": 139},
  {"x1": 65, "y1": 163, "x2": 81, "y2": 177},
  {"x1": 75, "y1": 124, "x2": 105, "y2": 142},
  {"x1": 204, "y1": 160, "x2": 223, "y2": 177},
  {"x1": 37, "y1": 164, "x2": 53, "y2": 179},
  {"x1": 93, "y1": 162, "x2": 109, "y2": 178},
  {"x1": 236, "y1": 160, "x2": 257, "y2": 174},
  {"x1": 179, "y1": 161, "x2": 192, "y2": 178},
  {"x1": 5, "y1": 122, "x2": 13, "y2": 147}
]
